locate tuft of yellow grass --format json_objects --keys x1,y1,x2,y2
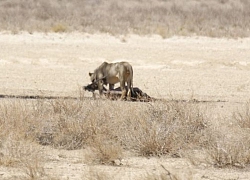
[{"x1": 51, "y1": 23, "x2": 67, "y2": 33}]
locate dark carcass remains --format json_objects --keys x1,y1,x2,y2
[{"x1": 83, "y1": 81, "x2": 153, "y2": 102}]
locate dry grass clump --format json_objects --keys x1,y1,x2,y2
[
  {"x1": 84, "y1": 139, "x2": 123, "y2": 165},
  {"x1": 0, "y1": 139, "x2": 45, "y2": 179},
  {"x1": 49, "y1": 99, "x2": 208, "y2": 158},
  {"x1": 205, "y1": 126, "x2": 250, "y2": 168},
  {"x1": 0, "y1": 100, "x2": 46, "y2": 179},
  {"x1": 204, "y1": 102, "x2": 250, "y2": 168},
  {"x1": 2, "y1": 97, "x2": 250, "y2": 170},
  {"x1": 0, "y1": 0, "x2": 249, "y2": 37},
  {"x1": 48, "y1": 99, "x2": 123, "y2": 164},
  {"x1": 0, "y1": 98, "x2": 209, "y2": 165},
  {"x1": 233, "y1": 102, "x2": 250, "y2": 129},
  {"x1": 117, "y1": 101, "x2": 209, "y2": 157}
]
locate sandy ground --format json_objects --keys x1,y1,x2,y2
[
  {"x1": 1, "y1": 32, "x2": 250, "y2": 179},
  {"x1": 1, "y1": 32, "x2": 250, "y2": 102}
]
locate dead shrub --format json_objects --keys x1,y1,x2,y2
[
  {"x1": 14, "y1": 98, "x2": 87, "y2": 150},
  {"x1": 85, "y1": 136, "x2": 123, "y2": 165},
  {"x1": 204, "y1": 103, "x2": 250, "y2": 168},
  {"x1": 0, "y1": 99, "x2": 37, "y2": 142},
  {"x1": 33, "y1": 98, "x2": 122, "y2": 153},
  {"x1": 117, "y1": 101, "x2": 209, "y2": 157},
  {"x1": 233, "y1": 102, "x2": 250, "y2": 129},
  {"x1": 206, "y1": 128, "x2": 250, "y2": 168},
  {"x1": 0, "y1": 138, "x2": 45, "y2": 179}
]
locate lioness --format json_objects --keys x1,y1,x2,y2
[{"x1": 89, "y1": 61, "x2": 134, "y2": 100}]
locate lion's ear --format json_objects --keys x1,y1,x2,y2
[{"x1": 89, "y1": 72, "x2": 93, "y2": 77}]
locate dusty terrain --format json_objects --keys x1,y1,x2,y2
[{"x1": 1, "y1": 32, "x2": 250, "y2": 179}]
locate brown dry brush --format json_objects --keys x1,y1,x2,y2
[
  {"x1": 0, "y1": 98, "x2": 207, "y2": 157},
  {"x1": 1, "y1": 98, "x2": 250, "y2": 168},
  {"x1": 117, "y1": 101, "x2": 209, "y2": 157},
  {"x1": 205, "y1": 126, "x2": 250, "y2": 168},
  {"x1": 233, "y1": 102, "x2": 250, "y2": 129},
  {"x1": 206, "y1": 102, "x2": 250, "y2": 168},
  {"x1": 0, "y1": 0, "x2": 249, "y2": 37}
]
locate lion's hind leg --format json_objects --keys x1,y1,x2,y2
[{"x1": 120, "y1": 80, "x2": 127, "y2": 100}]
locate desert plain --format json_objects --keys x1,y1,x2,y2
[{"x1": 0, "y1": 31, "x2": 250, "y2": 179}]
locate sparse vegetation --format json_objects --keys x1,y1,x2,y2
[
  {"x1": 1, "y1": 96, "x2": 250, "y2": 178},
  {"x1": 0, "y1": 0, "x2": 249, "y2": 37}
]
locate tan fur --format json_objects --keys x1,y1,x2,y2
[{"x1": 89, "y1": 61, "x2": 134, "y2": 100}]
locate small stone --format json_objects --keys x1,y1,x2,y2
[{"x1": 114, "y1": 159, "x2": 121, "y2": 166}]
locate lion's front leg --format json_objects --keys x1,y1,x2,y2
[
  {"x1": 127, "y1": 88, "x2": 131, "y2": 101},
  {"x1": 126, "y1": 80, "x2": 132, "y2": 101},
  {"x1": 98, "y1": 80, "x2": 105, "y2": 98}
]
